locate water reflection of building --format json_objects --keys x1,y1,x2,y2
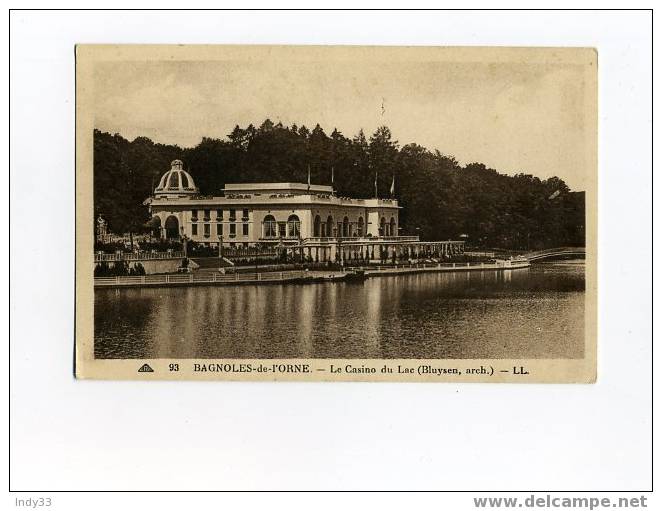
[{"x1": 144, "y1": 160, "x2": 464, "y2": 260}]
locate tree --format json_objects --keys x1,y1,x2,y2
[
  {"x1": 93, "y1": 122, "x2": 585, "y2": 250},
  {"x1": 369, "y1": 126, "x2": 399, "y2": 198}
]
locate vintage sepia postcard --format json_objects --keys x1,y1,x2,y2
[{"x1": 75, "y1": 45, "x2": 597, "y2": 382}]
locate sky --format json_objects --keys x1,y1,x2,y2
[{"x1": 93, "y1": 52, "x2": 591, "y2": 190}]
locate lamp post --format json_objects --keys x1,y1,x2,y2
[
  {"x1": 297, "y1": 232, "x2": 302, "y2": 266},
  {"x1": 180, "y1": 226, "x2": 188, "y2": 258},
  {"x1": 278, "y1": 235, "x2": 284, "y2": 264},
  {"x1": 255, "y1": 244, "x2": 258, "y2": 276},
  {"x1": 218, "y1": 234, "x2": 223, "y2": 272},
  {"x1": 179, "y1": 226, "x2": 189, "y2": 273},
  {"x1": 336, "y1": 227, "x2": 343, "y2": 270}
]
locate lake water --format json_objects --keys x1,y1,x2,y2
[{"x1": 94, "y1": 260, "x2": 585, "y2": 360}]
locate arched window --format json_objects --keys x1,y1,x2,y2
[
  {"x1": 357, "y1": 217, "x2": 364, "y2": 237},
  {"x1": 326, "y1": 216, "x2": 334, "y2": 238},
  {"x1": 390, "y1": 217, "x2": 396, "y2": 237},
  {"x1": 263, "y1": 215, "x2": 277, "y2": 238},
  {"x1": 167, "y1": 172, "x2": 179, "y2": 189},
  {"x1": 342, "y1": 217, "x2": 349, "y2": 237},
  {"x1": 287, "y1": 215, "x2": 300, "y2": 238},
  {"x1": 313, "y1": 215, "x2": 321, "y2": 237},
  {"x1": 165, "y1": 215, "x2": 179, "y2": 240},
  {"x1": 380, "y1": 217, "x2": 386, "y2": 236}
]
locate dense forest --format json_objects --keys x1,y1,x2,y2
[{"x1": 93, "y1": 120, "x2": 584, "y2": 250}]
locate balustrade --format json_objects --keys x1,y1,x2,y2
[{"x1": 94, "y1": 251, "x2": 185, "y2": 262}]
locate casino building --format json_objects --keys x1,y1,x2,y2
[{"x1": 144, "y1": 160, "x2": 464, "y2": 261}]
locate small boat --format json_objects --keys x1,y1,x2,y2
[{"x1": 344, "y1": 269, "x2": 367, "y2": 282}]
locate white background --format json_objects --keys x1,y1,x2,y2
[{"x1": 7, "y1": 8, "x2": 654, "y2": 509}]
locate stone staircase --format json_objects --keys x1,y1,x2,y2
[{"x1": 190, "y1": 256, "x2": 235, "y2": 271}]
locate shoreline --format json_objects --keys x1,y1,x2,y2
[{"x1": 93, "y1": 260, "x2": 532, "y2": 289}]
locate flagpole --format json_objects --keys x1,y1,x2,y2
[
  {"x1": 374, "y1": 170, "x2": 378, "y2": 199},
  {"x1": 307, "y1": 164, "x2": 311, "y2": 191}
]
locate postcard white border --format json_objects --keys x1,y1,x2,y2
[{"x1": 9, "y1": 10, "x2": 652, "y2": 494}]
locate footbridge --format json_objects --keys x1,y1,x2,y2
[{"x1": 524, "y1": 246, "x2": 585, "y2": 261}]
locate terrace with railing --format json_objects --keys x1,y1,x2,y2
[
  {"x1": 94, "y1": 270, "x2": 309, "y2": 288},
  {"x1": 94, "y1": 251, "x2": 185, "y2": 262},
  {"x1": 149, "y1": 192, "x2": 400, "y2": 208},
  {"x1": 221, "y1": 246, "x2": 281, "y2": 260},
  {"x1": 302, "y1": 235, "x2": 420, "y2": 244}
]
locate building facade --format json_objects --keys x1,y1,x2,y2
[
  {"x1": 144, "y1": 160, "x2": 464, "y2": 262},
  {"x1": 146, "y1": 160, "x2": 401, "y2": 246}
]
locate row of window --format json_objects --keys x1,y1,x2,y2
[
  {"x1": 263, "y1": 215, "x2": 300, "y2": 239},
  {"x1": 187, "y1": 213, "x2": 395, "y2": 238},
  {"x1": 191, "y1": 223, "x2": 249, "y2": 238},
  {"x1": 311, "y1": 215, "x2": 396, "y2": 237},
  {"x1": 313, "y1": 215, "x2": 367, "y2": 238},
  {"x1": 191, "y1": 208, "x2": 249, "y2": 222},
  {"x1": 189, "y1": 214, "x2": 302, "y2": 239}
]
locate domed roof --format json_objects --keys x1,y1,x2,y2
[{"x1": 154, "y1": 160, "x2": 198, "y2": 197}]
